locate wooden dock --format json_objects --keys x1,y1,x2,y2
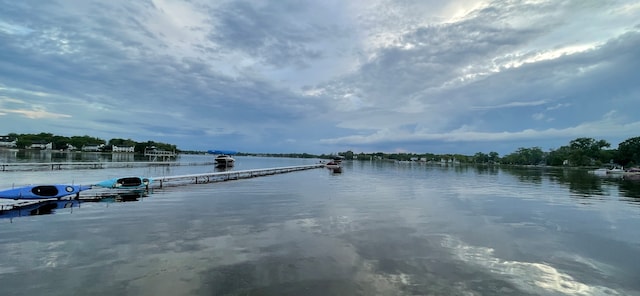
[{"x1": 144, "y1": 150, "x2": 177, "y2": 161}]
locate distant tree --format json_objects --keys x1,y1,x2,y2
[
  {"x1": 503, "y1": 147, "x2": 544, "y2": 165},
  {"x1": 51, "y1": 135, "x2": 70, "y2": 150},
  {"x1": 488, "y1": 151, "x2": 500, "y2": 163},
  {"x1": 474, "y1": 152, "x2": 488, "y2": 163},
  {"x1": 108, "y1": 138, "x2": 137, "y2": 147},
  {"x1": 69, "y1": 135, "x2": 105, "y2": 150},
  {"x1": 617, "y1": 136, "x2": 640, "y2": 166},
  {"x1": 343, "y1": 150, "x2": 354, "y2": 160},
  {"x1": 547, "y1": 146, "x2": 571, "y2": 166},
  {"x1": 16, "y1": 139, "x2": 32, "y2": 149},
  {"x1": 568, "y1": 137, "x2": 610, "y2": 166}
]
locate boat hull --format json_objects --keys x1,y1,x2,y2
[{"x1": 0, "y1": 184, "x2": 92, "y2": 200}]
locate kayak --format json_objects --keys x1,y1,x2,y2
[
  {"x1": 94, "y1": 176, "x2": 152, "y2": 189},
  {"x1": 0, "y1": 184, "x2": 92, "y2": 200}
]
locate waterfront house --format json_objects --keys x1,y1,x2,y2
[
  {"x1": 0, "y1": 135, "x2": 17, "y2": 148},
  {"x1": 82, "y1": 144, "x2": 105, "y2": 152},
  {"x1": 112, "y1": 145, "x2": 135, "y2": 153},
  {"x1": 29, "y1": 140, "x2": 53, "y2": 150}
]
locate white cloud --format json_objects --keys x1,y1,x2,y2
[
  {"x1": 0, "y1": 0, "x2": 638, "y2": 154},
  {"x1": 0, "y1": 108, "x2": 72, "y2": 119},
  {"x1": 532, "y1": 113, "x2": 545, "y2": 121},
  {"x1": 472, "y1": 100, "x2": 548, "y2": 110}
]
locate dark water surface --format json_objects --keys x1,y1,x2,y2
[{"x1": 1, "y1": 155, "x2": 639, "y2": 295}]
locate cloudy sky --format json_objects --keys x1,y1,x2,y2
[{"x1": 1, "y1": 0, "x2": 638, "y2": 155}]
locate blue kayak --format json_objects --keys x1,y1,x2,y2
[
  {"x1": 94, "y1": 176, "x2": 152, "y2": 189},
  {"x1": 0, "y1": 184, "x2": 92, "y2": 200}
]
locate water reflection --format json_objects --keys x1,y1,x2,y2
[
  {"x1": 0, "y1": 159, "x2": 639, "y2": 295},
  {"x1": 619, "y1": 179, "x2": 640, "y2": 200},
  {"x1": 474, "y1": 165, "x2": 499, "y2": 175},
  {"x1": 498, "y1": 166, "x2": 640, "y2": 206},
  {"x1": 501, "y1": 167, "x2": 544, "y2": 184},
  {"x1": 0, "y1": 149, "x2": 177, "y2": 163},
  {"x1": 552, "y1": 169, "x2": 606, "y2": 197},
  {"x1": 0, "y1": 191, "x2": 149, "y2": 221},
  {"x1": 215, "y1": 166, "x2": 234, "y2": 172},
  {"x1": 0, "y1": 199, "x2": 80, "y2": 220}
]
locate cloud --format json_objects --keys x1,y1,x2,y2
[
  {"x1": 0, "y1": 0, "x2": 638, "y2": 154},
  {"x1": 320, "y1": 111, "x2": 640, "y2": 148},
  {"x1": 473, "y1": 100, "x2": 548, "y2": 110}
]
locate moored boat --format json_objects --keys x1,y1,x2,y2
[
  {"x1": 214, "y1": 155, "x2": 235, "y2": 167},
  {"x1": 324, "y1": 161, "x2": 341, "y2": 170},
  {"x1": 207, "y1": 149, "x2": 237, "y2": 168},
  {"x1": 606, "y1": 167, "x2": 625, "y2": 175},
  {"x1": 0, "y1": 184, "x2": 92, "y2": 200}
]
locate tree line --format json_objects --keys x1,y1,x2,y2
[
  {"x1": 5, "y1": 133, "x2": 639, "y2": 167},
  {"x1": 328, "y1": 136, "x2": 640, "y2": 168},
  {"x1": 4, "y1": 133, "x2": 177, "y2": 153}
]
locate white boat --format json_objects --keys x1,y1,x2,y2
[
  {"x1": 207, "y1": 149, "x2": 237, "y2": 168},
  {"x1": 606, "y1": 167, "x2": 625, "y2": 175},
  {"x1": 324, "y1": 161, "x2": 341, "y2": 170},
  {"x1": 215, "y1": 155, "x2": 235, "y2": 167}
]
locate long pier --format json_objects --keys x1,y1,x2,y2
[
  {"x1": 1, "y1": 164, "x2": 326, "y2": 218},
  {"x1": 150, "y1": 164, "x2": 324, "y2": 188}
]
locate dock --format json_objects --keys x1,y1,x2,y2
[
  {"x1": 149, "y1": 164, "x2": 324, "y2": 188},
  {"x1": 1, "y1": 164, "x2": 325, "y2": 219},
  {"x1": 143, "y1": 150, "x2": 177, "y2": 161}
]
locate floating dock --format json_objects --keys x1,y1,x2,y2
[
  {"x1": 1, "y1": 164, "x2": 325, "y2": 219},
  {"x1": 150, "y1": 164, "x2": 324, "y2": 188}
]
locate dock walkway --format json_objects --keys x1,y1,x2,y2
[{"x1": 150, "y1": 164, "x2": 324, "y2": 188}]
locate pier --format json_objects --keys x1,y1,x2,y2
[
  {"x1": 144, "y1": 150, "x2": 177, "y2": 161},
  {"x1": 150, "y1": 164, "x2": 325, "y2": 188},
  {"x1": 1, "y1": 164, "x2": 326, "y2": 218}
]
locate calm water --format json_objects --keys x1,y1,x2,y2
[{"x1": 1, "y1": 153, "x2": 639, "y2": 295}]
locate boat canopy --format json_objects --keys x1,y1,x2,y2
[{"x1": 207, "y1": 150, "x2": 237, "y2": 155}]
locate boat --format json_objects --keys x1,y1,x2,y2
[
  {"x1": 590, "y1": 165, "x2": 627, "y2": 176},
  {"x1": 0, "y1": 184, "x2": 92, "y2": 200},
  {"x1": 324, "y1": 161, "x2": 341, "y2": 170},
  {"x1": 208, "y1": 149, "x2": 237, "y2": 168},
  {"x1": 214, "y1": 154, "x2": 235, "y2": 167},
  {"x1": 94, "y1": 176, "x2": 152, "y2": 189},
  {"x1": 606, "y1": 166, "x2": 625, "y2": 175}
]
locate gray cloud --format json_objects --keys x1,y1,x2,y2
[{"x1": 0, "y1": 0, "x2": 638, "y2": 154}]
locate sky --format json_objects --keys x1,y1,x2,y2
[{"x1": 0, "y1": 0, "x2": 639, "y2": 155}]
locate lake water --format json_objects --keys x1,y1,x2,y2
[{"x1": 0, "y1": 153, "x2": 639, "y2": 295}]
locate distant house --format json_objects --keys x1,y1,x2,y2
[
  {"x1": 112, "y1": 145, "x2": 135, "y2": 153},
  {"x1": 29, "y1": 140, "x2": 52, "y2": 150},
  {"x1": 82, "y1": 144, "x2": 105, "y2": 152},
  {"x1": 0, "y1": 135, "x2": 17, "y2": 148}
]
